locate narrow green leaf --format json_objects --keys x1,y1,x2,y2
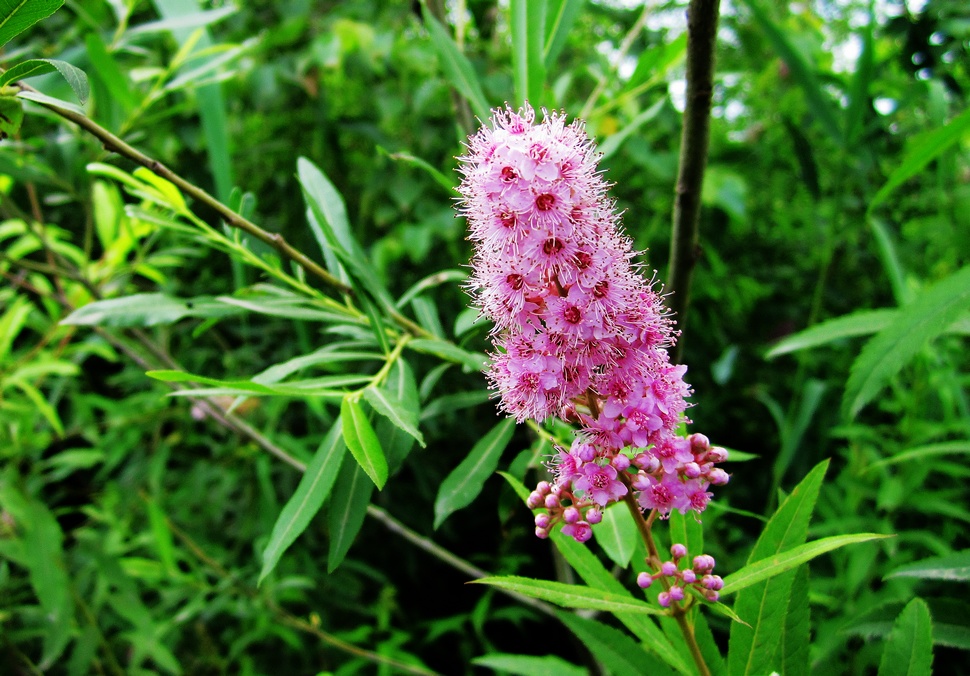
[
  {"x1": 884, "y1": 551, "x2": 970, "y2": 582},
  {"x1": 363, "y1": 384, "x2": 425, "y2": 448},
  {"x1": 298, "y1": 156, "x2": 394, "y2": 309},
  {"x1": 780, "y1": 565, "x2": 811, "y2": 676},
  {"x1": 556, "y1": 611, "x2": 676, "y2": 676},
  {"x1": 421, "y1": 6, "x2": 490, "y2": 121},
  {"x1": 869, "y1": 106, "x2": 970, "y2": 216},
  {"x1": 741, "y1": 0, "x2": 841, "y2": 142},
  {"x1": 376, "y1": 360, "x2": 421, "y2": 472},
  {"x1": 0, "y1": 295, "x2": 31, "y2": 360},
  {"x1": 843, "y1": 265, "x2": 970, "y2": 419},
  {"x1": 722, "y1": 533, "x2": 891, "y2": 597},
  {"x1": 868, "y1": 442, "x2": 970, "y2": 471},
  {"x1": 62, "y1": 293, "x2": 239, "y2": 327},
  {"x1": 408, "y1": 337, "x2": 486, "y2": 372},
  {"x1": 379, "y1": 147, "x2": 457, "y2": 195},
  {"x1": 259, "y1": 423, "x2": 346, "y2": 585},
  {"x1": 327, "y1": 459, "x2": 373, "y2": 572},
  {"x1": 878, "y1": 598, "x2": 934, "y2": 676},
  {"x1": 593, "y1": 503, "x2": 636, "y2": 567},
  {"x1": 340, "y1": 396, "x2": 388, "y2": 490},
  {"x1": 434, "y1": 418, "x2": 515, "y2": 528},
  {"x1": 471, "y1": 575, "x2": 663, "y2": 615},
  {"x1": 693, "y1": 613, "x2": 729, "y2": 676},
  {"x1": 870, "y1": 218, "x2": 911, "y2": 305},
  {"x1": 144, "y1": 498, "x2": 178, "y2": 577},
  {"x1": 0, "y1": 58, "x2": 88, "y2": 103},
  {"x1": 543, "y1": 0, "x2": 585, "y2": 68},
  {"x1": 125, "y1": 6, "x2": 235, "y2": 35},
  {"x1": 15, "y1": 88, "x2": 84, "y2": 115},
  {"x1": 0, "y1": 485, "x2": 76, "y2": 669},
  {"x1": 472, "y1": 653, "x2": 587, "y2": 676},
  {"x1": 84, "y1": 30, "x2": 137, "y2": 111},
  {"x1": 510, "y1": 0, "x2": 546, "y2": 106},
  {"x1": 765, "y1": 309, "x2": 898, "y2": 359},
  {"x1": 728, "y1": 460, "x2": 829, "y2": 674},
  {"x1": 396, "y1": 269, "x2": 467, "y2": 309},
  {"x1": 0, "y1": 0, "x2": 64, "y2": 50}
]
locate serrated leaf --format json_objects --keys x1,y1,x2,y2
[
  {"x1": 884, "y1": 551, "x2": 970, "y2": 582},
  {"x1": 259, "y1": 424, "x2": 346, "y2": 585},
  {"x1": 327, "y1": 459, "x2": 373, "y2": 572},
  {"x1": 556, "y1": 611, "x2": 676, "y2": 676},
  {"x1": 878, "y1": 598, "x2": 933, "y2": 676},
  {"x1": 728, "y1": 460, "x2": 828, "y2": 674},
  {"x1": 340, "y1": 396, "x2": 388, "y2": 489},
  {"x1": 722, "y1": 533, "x2": 891, "y2": 597},
  {"x1": 434, "y1": 418, "x2": 515, "y2": 529},
  {"x1": 843, "y1": 265, "x2": 970, "y2": 419},
  {"x1": 0, "y1": 0, "x2": 64, "y2": 50},
  {"x1": 421, "y1": 6, "x2": 490, "y2": 121},
  {"x1": 781, "y1": 565, "x2": 811, "y2": 676},
  {"x1": 363, "y1": 385, "x2": 424, "y2": 448},
  {"x1": 471, "y1": 576, "x2": 663, "y2": 615},
  {"x1": 765, "y1": 309, "x2": 897, "y2": 359},
  {"x1": 0, "y1": 58, "x2": 88, "y2": 102},
  {"x1": 593, "y1": 502, "x2": 636, "y2": 567}
]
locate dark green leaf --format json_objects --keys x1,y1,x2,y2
[
  {"x1": 327, "y1": 459, "x2": 374, "y2": 572},
  {"x1": 0, "y1": 0, "x2": 64, "y2": 50},
  {"x1": 421, "y1": 6, "x2": 490, "y2": 121},
  {"x1": 543, "y1": 0, "x2": 585, "y2": 68},
  {"x1": 0, "y1": 94, "x2": 24, "y2": 138},
  {"x1": 592, "y1": 502, "x2": 636, "y2": 567},
  {"x1": 472, "y1": 653, "x2": 587, "y2": 676},
  {"x1": 556, "y1": 612, "x2": 676, "y2": 676},
  {"x1": 259, "y1": 423, "x2": 346, "y2": 585},
  {"x1": 434, "y1": 418, "x2": 515, "y2": 528},
  {"x1": 765, "y1": 309, "x2": 897, "y2": 359},
  {"x1": 878, "y1": 598, "x2": 933, "y2": 676},
  {"x1": 363, "y1": 383, "x2": 425, "y2": 448},
  {"x1": 781, "y1": 565, "x2": 811, "y2": 676}
]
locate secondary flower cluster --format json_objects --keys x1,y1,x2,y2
[
  {"x1": 637, "y1": 544, "x2": 725, "y2": 606},
  {"x1": 457, "y1": 104, "x2": 727, "y2": 544}
]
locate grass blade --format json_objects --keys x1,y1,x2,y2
[{"x1": 510, "y1": 0, "x2": 546, "y2": 106}]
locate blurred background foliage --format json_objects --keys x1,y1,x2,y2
[{"x1": 0, "y1": 0, "x2": 967, "y2": 673}]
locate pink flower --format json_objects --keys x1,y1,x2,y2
[{"x1": 574, "y1": 462, "x2": 628, "y2": 506}]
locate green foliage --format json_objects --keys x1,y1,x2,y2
[{"x1": 0, "y1": 0, "x2": 967, "y2": 672}]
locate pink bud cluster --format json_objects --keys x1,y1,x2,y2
[
  {"x1": 637, "y1": 544, "x2": 724, "y2": 605},
  {"x1": 457, "y1": 105, "x2": 728, "y2": 544}
]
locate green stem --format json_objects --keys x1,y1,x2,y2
[
  {"x1": 667, "y1": 0, "x2": 721, "y2": 364},
  {"x1": 620, "y1": 474, "x2": 711, "y2": 676}
]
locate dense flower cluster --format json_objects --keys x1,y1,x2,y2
[{"x1": 457, "y1": 105, "x2": 727, "y2": 544}]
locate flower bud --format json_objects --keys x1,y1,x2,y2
[
  {"x1": 670, "y1": 543, "x2": 688, "y2": 559},
  {"x1": 661, "y1": 561, "x2": 678, "y2": 577},
  {"x1": 563, "y1": 506, "x2": 580, "y2": 524},
  {"x1": 585, "y1": 507, "x2": 603, "y2": 524},
  {"x1": 637, "y1": 572, "x2": 653, "y2": 589}
]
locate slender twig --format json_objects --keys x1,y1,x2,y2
[
  {"x1": 667, "y1": 0, "x2": 720, "y2": 364},
  {"x1": 12, "y1": 82, "x2": 353, "y2": 297}
]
